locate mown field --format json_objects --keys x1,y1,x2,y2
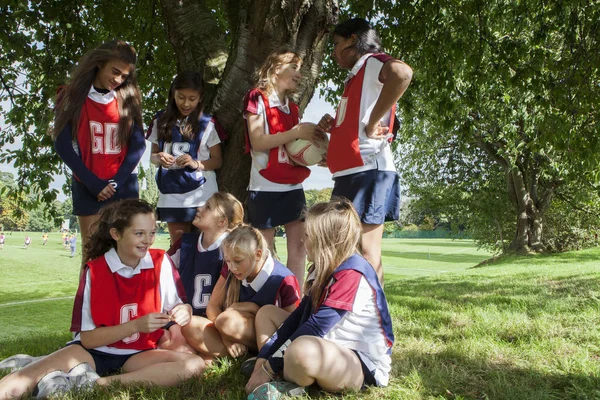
[{"x1": 1, "y1": 231, "x2": 599, "y2": 399}]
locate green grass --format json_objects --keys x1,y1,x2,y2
[{"x1": 1, "y1": 232, "x2": 599, "y2": 399}]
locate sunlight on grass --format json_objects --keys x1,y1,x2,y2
[{"x1": 1, "y1": 233, "x2": 599, "y2": 399}]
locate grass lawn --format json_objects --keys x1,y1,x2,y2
[{"x1": 1, "y1": 231, "x2": 599, "y2": 399}]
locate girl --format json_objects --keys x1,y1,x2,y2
[
  {"x1": 0, "y1": 199, "x2": 205, "y2": 399},
  {"x1": 158, "y1": 191, "x2": 244, "y2": 354},
  {"x1": 245, "y1": 199, "x2": 394, "y2": 400},
  {"x1": 52, "y1": 40, "x2": 146, "y2": 263},
  {"x1": 244, "y1": 48, "x2": 323, "y2": 288},
  {"x1": 318, "y1": 18, "x2": 413, "y2": 283},
  {"x1": 182, "y1": 224, "x2": 300, "y2": 359},
  {"x1": 148, "y1": 71, "x2": 223, "y2": 243}
]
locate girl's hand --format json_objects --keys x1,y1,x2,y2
[
  {"x1": 317, "y1": 113, "x2": 334, "y2": 133},
  {"x1": 97, "y1": 184, "x2": 116, "y2": 201},
  {"x1": 365, "y1": 120, "x2": 390, "y2": 139},
  {"x1": 157, "y1": 152, "x2": 176, "y2": 168},
  {"x1": 169, "y1": 303, "x2": 193, "y2": 327},
  {"x1": 293, "y1": 122, "x2": 323, "y2": 144},
  {"x1": 175, "y1": 154, "x2": 201, "y2": 170},
  {"x1": 245, "y1": 359, "x2": 273, "y2": 394},
  {"x1": 225, "y1": 340, "x2": 248, "y2": 358},
  {"x1": 135, "y1": 312, "x2": 171, "y2": 333}
]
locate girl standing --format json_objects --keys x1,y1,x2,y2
[
  {"x1": 182, "y1": 224, "x2": 300, "y2": 359},
  {"x1": 0, "y1": 199, "x2": 205, "y2": 399},
  {"x1": 244, "y1": 49, "x2": 322, "y2": 288},
  {"x1": 148, "y1": 71, "x2": 223, "y2": 244},
  {"x1": 52, "y1": 40, "x2": 146, "y2": 262},
  {"x1": 318, "y1": 18, "x2": 413, "y2": 283},
  {"x1": 245, "y1": 199, "x2": 394, "y2": 399}
]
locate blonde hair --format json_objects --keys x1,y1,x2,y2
[
  {"x1": 255, "y1": 48, "x2": 302, "y2": 95},
  {"x1": 210, "y1": 192, "x2": 244, "y2": 229},
  {"x1": 221, "y1": 224, "x2": 267, "y2": 308},
  {"x1": 304, "y1": 198, "x2": 362, "y2": 309}
]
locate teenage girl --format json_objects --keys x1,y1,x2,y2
[
  {"x1": 244, "y1": 48, "x2": 323, "y2": 288},
  {"x1": 245, "y1": 199, "x2": 394, "y2": 399},
  {"x1": 317, "y1": 18, "x2": 413, "y2": 283},
  {"x1": 0, "y1": 199, "x2": 205, "y2": 399},
  {"x1": 158, "y1": 192, "x2": 244, "y2": 354},
  {"x1": 148, "y1": 71, "x2": 223, "y2": 244},
  {"x1": 52, "y1": 40, "x2": 146, "y2": 263},
  {"x1": 181, "y1": 224, "x2": 300, "y2": 359}
]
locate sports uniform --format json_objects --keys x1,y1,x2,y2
[
  {"x1": 220, "y1": 250, "x2": 300, "y2": 309},
  {"x1": 147, "y1": 113, "x2": 222, "y2": 222},
  {"x1": 54, "y1": 86, "x2": 146, "y2": 216},
  {"x1": 243, "y1": 89, "x2": 308, "y2": 229},
  {"x1": 258, "y1": 254, "x2": 394, "y2": 387},
  {"x1": 327, "y1": 53, "x2": 401, "y2": 224},
  {"x1": 69, "y1": 248, "x2": 186, "y2": 375},
  {"x1": 168, "y1": 232, "x2": 227, "y2": 317}
]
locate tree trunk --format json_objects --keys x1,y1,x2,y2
[
  {"x1": 506, "y1": 166, "x2": 552, "y2": 254},
  {"x1": 160, "y1": 0, "x2": 339, "y2": 200}
]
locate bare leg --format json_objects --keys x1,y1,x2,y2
[
  {"x1": 181, "y1": 316, "x2": 228, "y2": 358},
  {"x1": 254, "y1": 305, "x2": 291, "y2": 350},
  {"x1": 283, "y1": 336, "x2": 363, "y2": 391},
  {"x1": 167, "y1": 221, "x2": 192, "y2": 245},
  {"x1": 0, "y1": 345, "x2": 94, "y2": 400},
  {"x1": 214, "y1": 309, "x2": 257, "y2": 354},
  {"x1": 260, "y1": 228, "x2": 276, "y2": 257},
  {"x1": 362, "y1": 223, "x2": 384, "y2": 284},
  {"x1": 283, "y1": 219, "x2": 306, "y2": 289},
  {"x1": 101, "y1": 349, "x2": 205, "y2": 387},
  {"x1": 78, "y1": 214, "x2": 101, "y2": 266}
]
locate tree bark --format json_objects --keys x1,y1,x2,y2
[{"x1": 160, "y1": 0, "x2": 339, "y2": 200}]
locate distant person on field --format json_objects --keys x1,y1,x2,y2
[
  {"x1": 0, "y1": 233, "x2": 4, "y2": 249},
  {"x1": 69, "y1": 234, "x2": 77, "y2": 258},
  {"x1": 23, "y1": 236, "x2": 31, "y2": 248},
  {"x1": 42, "y1": 234, "x2": 48, "y2": 246}
]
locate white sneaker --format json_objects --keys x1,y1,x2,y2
[
  {"x1": 35, "y1": 370, "x2": 73, "y2": 398},
  {"x1": 68, "y1": 362, "x2": 99, "y2": 389},
  {"x1": 0, "y1": 354, "x2": 46, "y2": 372}
]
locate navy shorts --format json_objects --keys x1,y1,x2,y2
[
  {"x1": 66, "y1": 341, "x2": 138, "y2": 376},
  {"x1": 157, "y1": 207, "x2": 197, "y2": 223},
  {"x1": 72, "y1": 174, "x2": 139, "y2": 216},
  {"x1": 352, "y1": 350, "x2": 378, "y2": 389},
  {"x1": 247, "y1": 189, "x2": 306, "y2": 229},
  {"x1": 332, "y1": 170, "x2": 400, "y2": 225}
]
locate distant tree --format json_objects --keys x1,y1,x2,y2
[{"x1": 139, "y1": 164, "x2": 159, "y2": 208}]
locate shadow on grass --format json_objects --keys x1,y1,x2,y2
[
  {"x1": 382, "y1": 250, "x2": 489, "y2": 264},
  {"x1": 394, "y1": 240, "x2": 478, "y2": 248},
  {"x1": 392, "y1": 347, "x2": 600, "y2": 400}
]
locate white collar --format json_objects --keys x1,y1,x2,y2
[
  {"x1": 267, "y1": 91, "x2": 290, "y2": 110},
  {"x1": 346, "y1": 53, "x2": 373, "y2": 83},
  {"x1": 197, "y1": 231, "x2": 228, "y2": 252},
  {"x1": 242, "y1": 250, "x2": 275, "y2": 291},
  {"x1": 104, "y1": 247, "x2": 154, "y2": 277},
  {"x1": 88, "y1": 85, "x2": 117, "y2": 104}
]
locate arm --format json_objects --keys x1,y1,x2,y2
[
  {"x1": 54, "y1": 124, "x2": 107, "y2": 196},
  {"x1": 206, "y1": 275, "x2": 226, "y2": 321},
  {"x1": 246, "y1": 113, "x2": 319, "y2": 152},
  {"x1": 111, "y1": 124, "x2": 147, "y2": 186},
  {"x1": 226, "y1": 301, "x2": 260, "y2": 315},
  {"x1": 366, "y1": 59, "x2": 413, "y2": 139}
]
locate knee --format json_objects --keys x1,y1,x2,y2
[
  {"x1": 255, "y1": 305, "x2": 279, "y2": 326},
  {"x1": 214, "y1": 310, "x2": 241, "y2": 338},
  {"x1": 183, "y1": 355, "x2": 206, "y2": 377},
  {"x1": 284, "y1": 336, "x2": 322, "y2": 374}
]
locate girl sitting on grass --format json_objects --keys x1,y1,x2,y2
[
  {"x1": 245, "y1": 199, "x2": 394, "y2": 400},
  {"x1": 0, "y1": 199, "x2": 205, "y2": 399},
  {"x1": 181, "y1": 224, "x2": 301, "y2": 360}
]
